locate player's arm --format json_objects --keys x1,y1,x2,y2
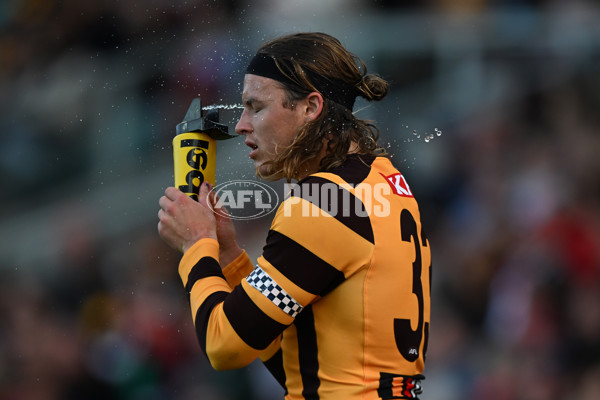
[
  {"x1": 218, "y1": 242, "x2": 287, "y2": 387},
  {"x1": 260, "y1": 335, "x2": 286, "y2": 388},
  {"x1": 221, "y1": 249, "x2": 254, "y2": 287},
  {"x1": 159, "y1": 184, "x2": 275, "y2": 369},
  {"x1": 179, "y1": 177, "x2": 373, "y2": 370},
  {"x1": 179, "y1": 238, "x2": 288, "y2": 370}
]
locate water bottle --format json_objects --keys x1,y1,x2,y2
[{"x1": 173, "y1": 97, "x2": 234, "y2": 201}]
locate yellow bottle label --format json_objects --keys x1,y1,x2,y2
[{"x1": 173, "y1": 131, "x2": 216, "y2": 201}]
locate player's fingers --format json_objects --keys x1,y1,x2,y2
[
  {"x1": 198, "y1": 181, "x2": 212, "y2": 208},
  {"x1": 207, "y1": 190, "x2": 228, "y2": 217},
  {"x1": 157, "y1": 209, "x2": 170, "y2": 236},
  {"x1": 158, "y1": 195, "x2": 169, "y2": 211},
  {"x1": 157, "y1": 207, "x2": 169, "y2": 221},
  {"x1": 159, "y1": 194, "x2": 181, "y2": 217},
  {"x1": 164, "y1": 186, "x2": 183, "y2": 201},
  {"x1": 207, "y1": 186, "x2": 217, "y2": 205},
  {"x1": 213, "y1": 196, "x2": 231, "y2": 219}
]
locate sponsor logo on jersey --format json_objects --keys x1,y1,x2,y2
[
  {"x1": 381, "y1": 173, "x2": 414, "y2": 197},
  {"x1": 378, "y1": 372, "x2": 424, "y2": 400}
]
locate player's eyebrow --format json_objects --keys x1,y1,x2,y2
[{"x1": 243, "y1": 97, "x2": 266, "y2": 108}]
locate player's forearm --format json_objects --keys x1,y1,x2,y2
[
  {"x1": 221, "y1": 249, "x2": 254, "y2": 287},
  {"x1": 219, "y1": 242, "x2": 244, "y2": 267},
  {"x1": 179, "y1": 239, "x2": 269, "y2": 370}
]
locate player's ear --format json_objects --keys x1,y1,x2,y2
[{"x1": 303, "y1": 92, "x2": 324, "y2": 122}]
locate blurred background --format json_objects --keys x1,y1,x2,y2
[{"x1": 0, "y1": 0, "x2": 599, "y2": 399}]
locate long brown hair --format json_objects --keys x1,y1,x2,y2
[{"x1": 254, "y1": 32, "x2": 389, "y2": 182}]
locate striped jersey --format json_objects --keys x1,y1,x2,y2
[{"x1": 178, "y1": 154, "x2": 432, "y2": 399}]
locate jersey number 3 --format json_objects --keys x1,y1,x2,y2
[{"x1": 394, "y1": 209, "x2": 430, "y2": 362}]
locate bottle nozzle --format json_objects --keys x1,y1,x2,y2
[{"x1": 175, "y1": 97, "x2": 235, "y2": 140}]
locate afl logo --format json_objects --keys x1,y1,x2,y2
[{"x1": 208, "y1": 180, "x2": 280, "y2": 220}]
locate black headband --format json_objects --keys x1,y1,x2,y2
[{"x1": 246, "y1": 52, "x2": 359, "y2": 111}]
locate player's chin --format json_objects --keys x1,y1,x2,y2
[
  {"x1": 253, "y1": 159, "x2": 264, "y2": 173},
  {"x1": 255, "y1": 161, "x2": 280, "y2": 180}
]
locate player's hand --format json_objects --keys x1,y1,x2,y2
[
  {"x1": 207, "y1": 189, "x2": 243, "y2": 266},
  {"x1": 158, "y1": 183, "x2": 217, "y2": 253}
]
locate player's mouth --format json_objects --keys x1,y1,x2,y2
[{"x1": 245, "y1": 140, "x2": 258, "y2": 159}]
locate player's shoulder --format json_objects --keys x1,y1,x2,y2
[
  {"x1": 300, "y1": 154, "x2": 378, "y2": 187},
  {"x1": 324, "y1": 153, "x2": 377, "y2": 186},
  {"x1": 275, "y1": 156, "x2": 377, "y2": 245}
]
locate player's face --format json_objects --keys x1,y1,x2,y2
[{"x1": 235, "y1": 74, "x2": 307, "y2": 175}]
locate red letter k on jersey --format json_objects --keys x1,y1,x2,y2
[{"x1": 381, "y1": 173, "x2": 414, "y2": 198}]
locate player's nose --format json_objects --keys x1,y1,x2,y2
[{"x1": 235, "y1": 110, "x2": 252, "y2": 136}]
